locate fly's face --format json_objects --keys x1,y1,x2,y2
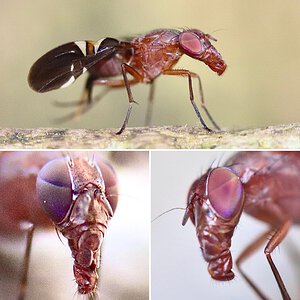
[
  {"x1": 36, "y1": 155, "x2": 118, "y2": 295},
  {"x1": 184, "y1": 167, "x2": 244, "y2": 281}
]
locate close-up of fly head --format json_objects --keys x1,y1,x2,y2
[
  {"x1": 36, "y1": 154, "x2": 118, "y2": 296},
  {"x1": 183, "y1": 165, "x2": 244, "y2": 281}
]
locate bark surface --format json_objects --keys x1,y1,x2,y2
[{"x1": 0, "y1": 123, "x2": 299, "y2": 149}]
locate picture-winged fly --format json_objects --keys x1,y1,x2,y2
[
  {"x1": 184, "y1": 151, "x2": 300, "y2": 300},
  {"x1": 28, "y1": 28, "x2": 227, "y2": 134},
  {"x1": 0, "y1": 152, "x2": 118, "y2": 300}
]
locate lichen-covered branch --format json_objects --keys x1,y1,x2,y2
[{"x1": 0, "y1": 123, "x2": 299, "y2": 149}]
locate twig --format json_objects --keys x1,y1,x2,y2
[{"x1": 0, "y1": 123, "x2": 299, "y2": 149}]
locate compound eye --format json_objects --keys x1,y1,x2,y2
[
  {"x1": 36, "y1": 158, "x2": 72, "y2": 223},
  {"x1": 207, "y1": 168, "x2": 243, "y2": 219},
  {"x1": 97, "y1": 160, "x2": 118, "y2": 213},
  {"x1": 179, "y1": 32, "x2": 203, "y2": 55}
]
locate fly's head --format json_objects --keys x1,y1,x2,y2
[
  {"x1": 36, "y1": 155, "x2": 118, "y2": 295},
  {"x1": 184, "y1": 166, "x2": 244, "y2": 281},
  {"x1": 178, "y1": 29, "x2": 227, "y2": 75},
  {"x1": 36, "y1": 156, "x2": 117, "y2": 227}
]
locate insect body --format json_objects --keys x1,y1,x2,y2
[
  {"x1": 28, "y1": 29, "x2": 227, "y2": 134},
  {"x1": 184, "y1": 151, "x2": 300, "y2": 300},
  {"x1": 0, "y1": 152, "x2": 118, "y2": 299}
]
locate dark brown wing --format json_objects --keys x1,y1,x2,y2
[{"x1": 28, "y1": 38, "x2": 120, "y2": 93}]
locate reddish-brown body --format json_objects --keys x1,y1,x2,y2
[
  {"x1": 28, "y1": 28, "x2": 227, "y2": 133},
  {"x1": 89, "y1": 29, "x2": 183, "y2": 82},
  {"x1": 129, "y1": 29, "x2": 183, "y2": 82},
  {"x1": 90, "y1": 29, "x2": 226, "y2": 84},
  {"x1": 228, "y1": 151, "x2": 300, "y2": 224},
  {"x1": 185, "y1": 151, "x2": 300, "y2": 300}
]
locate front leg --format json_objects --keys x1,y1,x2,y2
[{"x1": 162, "y1": 69, "x2": 221, "y2": 131}]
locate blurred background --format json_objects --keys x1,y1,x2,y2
[
  {"x1": 152, "y1": 151, "x2": 300, "y2": 300},
  {"x1": 1, "y1": 1, "x2": 300, "y2": 130},
  {"x1": 0, "y1": 151, "x2": 149, "y2": 300}
]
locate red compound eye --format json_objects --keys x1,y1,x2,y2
[
  {"x1": 179, "y1": 32, "x2": 203, "y2": 55},
  {"x1": 207, "y1": 168, "x2": 244, "y2": 219}
]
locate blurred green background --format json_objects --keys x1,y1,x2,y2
[{"x1": 1, "y1": 0, "x2": 300, "y2": 130}]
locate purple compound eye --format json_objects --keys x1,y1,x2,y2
[
  {"x1": 207, "y1": 168, "x2": 243, "y2": 219},
  {"x1": 179, "y1": 32, "x2": 204, "y2": 55},
  {"x1": 36, "y1": 158, "x2": 72, "y2": 223}
]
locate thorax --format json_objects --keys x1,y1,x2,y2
[{"x1": 129, "y1": 29, "x2": 183, "y2": 82}]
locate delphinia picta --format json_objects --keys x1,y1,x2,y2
[
  {"x1": 0, "y1": 152, "x2": 118, "y2": 299},
  {"x1": 184, "y1": 151, "x2": 300, "y2": 300},
  {"x1": 28, "y1": 28, "x2": 227, "y2": 134}
]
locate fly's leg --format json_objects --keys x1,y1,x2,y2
[
  {"x1": 144, "y1": 82, "x2": 155, "y2": 126},
  {"x1": 264, "y1": 220, "x2": 291, "y2": 300},
  {"x1": 116, "y1": 64, "x2": 144, "y2": 135},
  {"x1": 162, "y1": 69, "x2": 220, "y2": 131},
  {"x1": 53, "y1": 74, "x2": 138, "y2": 125},
  {"x1": 18, "y1": 222, "x2": 35, "y2": 300},
  {"x1": 73, "y1": 74, "x2": 98, "y2": 118},
  {"x1": 194, "y1": 73, "x2": 221, "y2": 130},
  {"x1": 236, "y1": 220, "x2": 292, "y2": 300},
  {"x1": 54, "y1": 75, "x2": 109, "y2": 123},
  {"x1": 54, "y1": 74, "x2": 96, "y2": 108},
  {"x1": 236, "y1": 229, "x2": 273, "y2": 300}
]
